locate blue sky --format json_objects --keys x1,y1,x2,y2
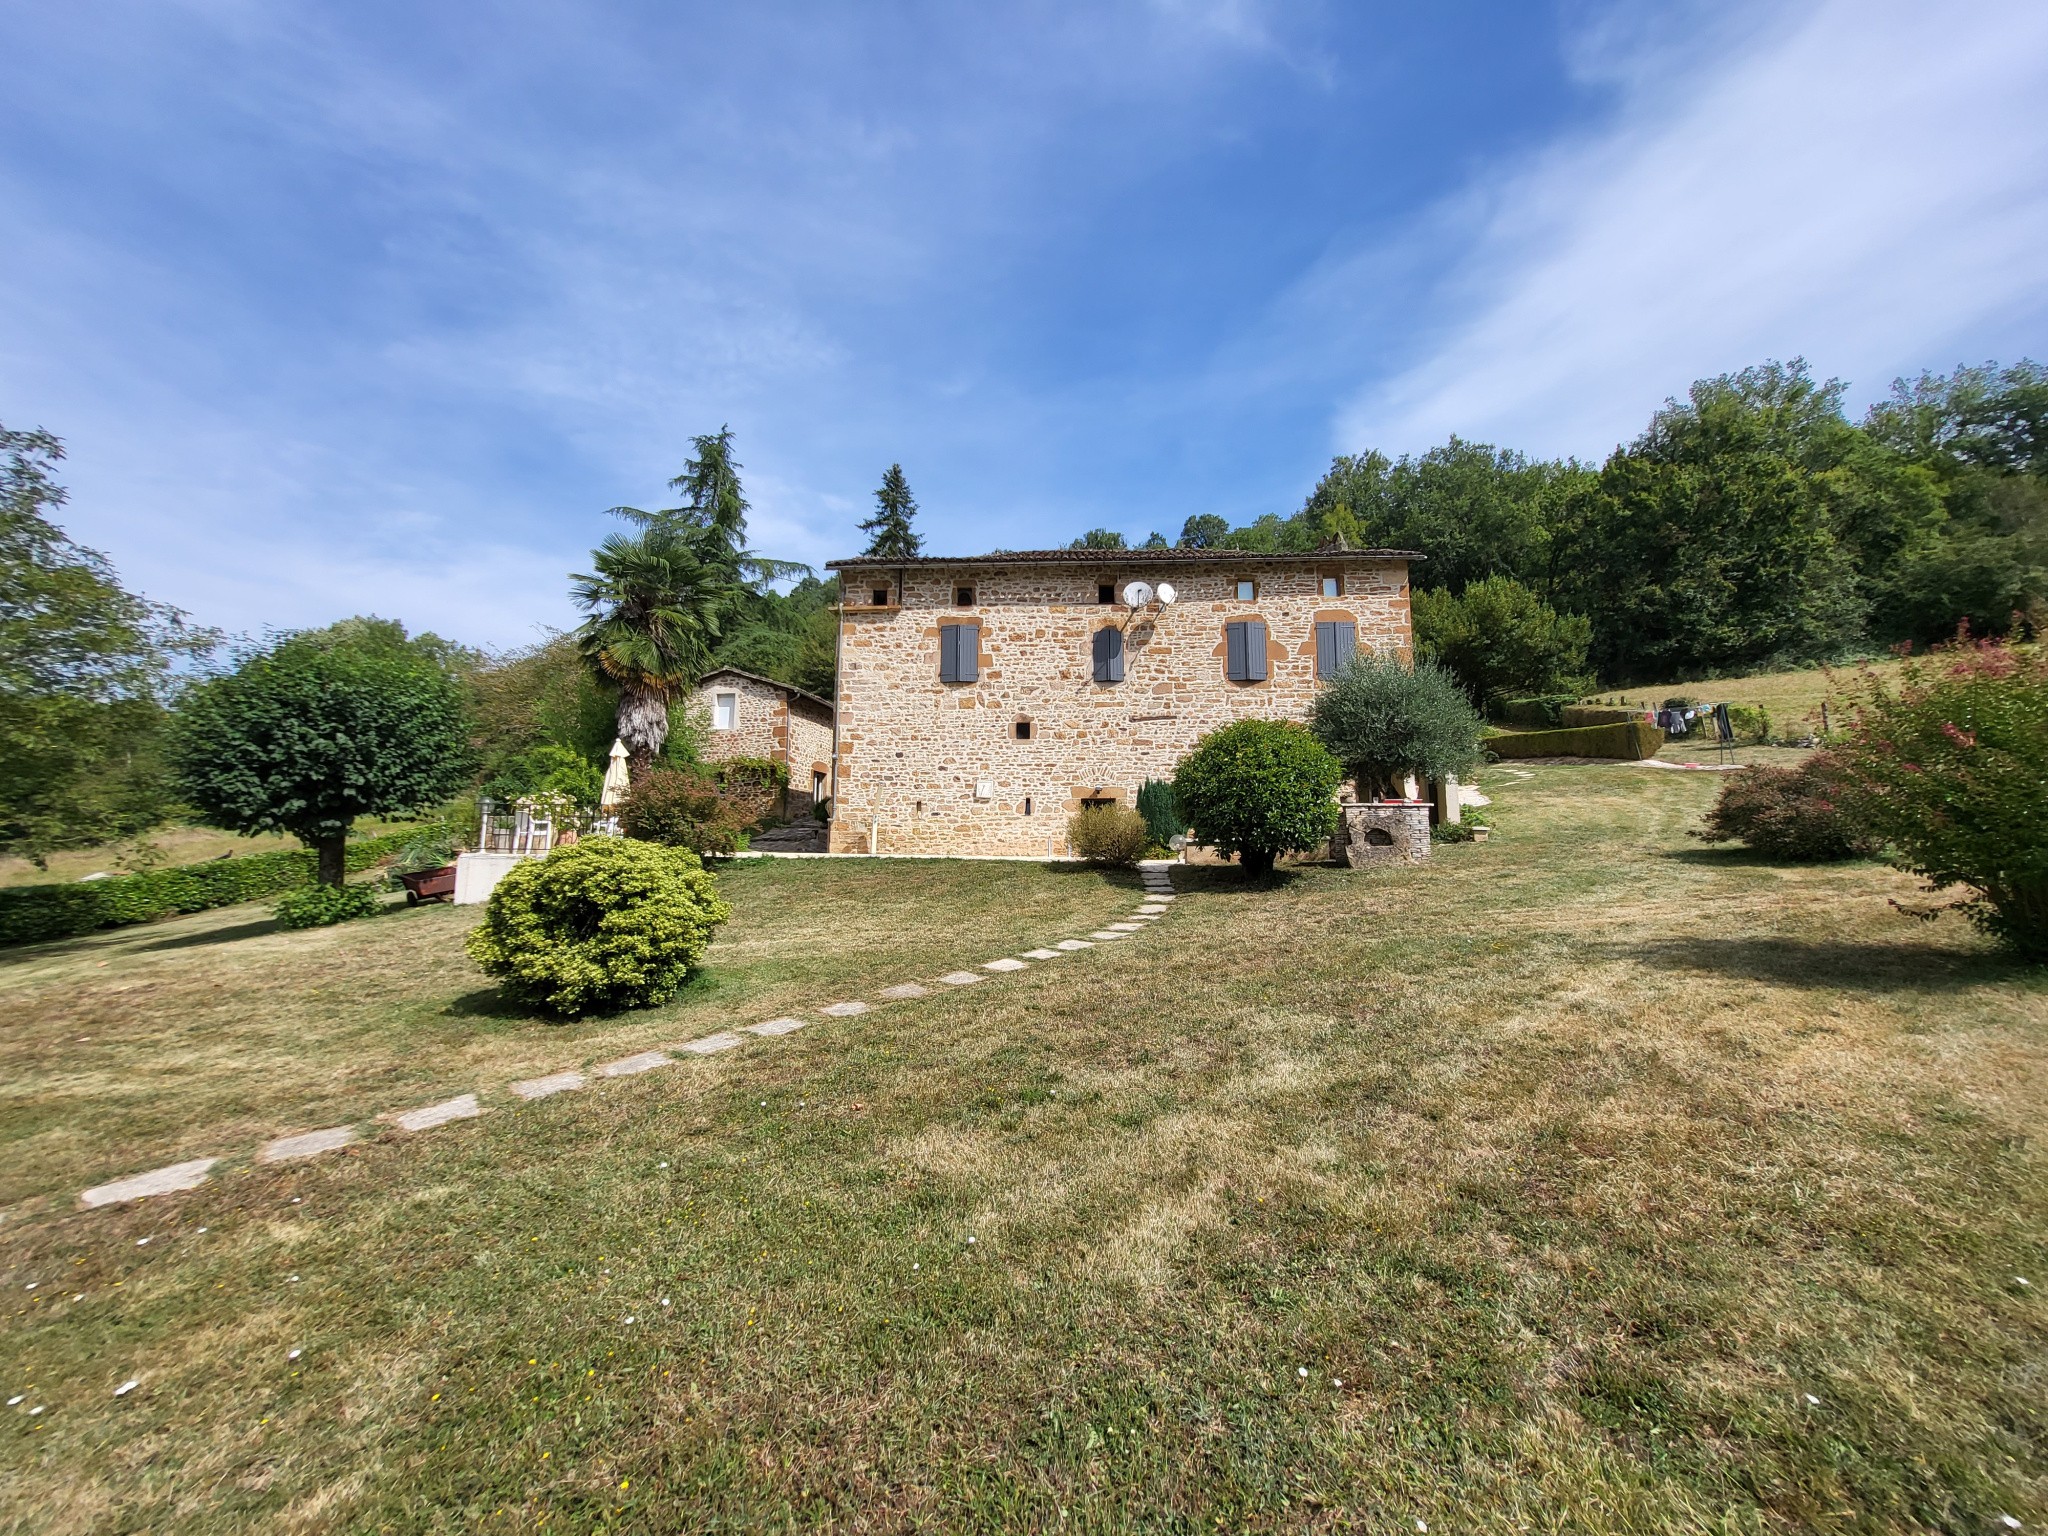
[{"x1": 4, "y1": 0, "x2": 2047, "y2": 649}]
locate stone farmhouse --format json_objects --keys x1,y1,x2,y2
[
  {"x1": 823, "y1": 548, "x2": 1417, "y2": 856},
  {"x1": 692, "y1": 667, "x2": 836, "y2": 817}
]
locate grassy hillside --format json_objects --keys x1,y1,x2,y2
[{"x1": 1583, "y1": 655, "x2": 1914, "y2": 732}]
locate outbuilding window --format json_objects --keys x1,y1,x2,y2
[
  {"x1": 1235, "y1": 578, "x2": 1257, "y2": 601},
  {"x1": 1225, "y1": 620, "x2": 1267, "y2": 682},
  {"x1": 1315, "y1": 620, "x2": 1356, "y2": 679},
  {"x1": 939, "y1": 622, "x2": 979, "y2": 683},
  {"x1": 1320, "y1": 574, "x2": 1342, "y2": 598},
  {"x1": 713, "y1": 691, "x2": 737, "y2": 730},
  {"x1": 1092, "y1": 625, "x2": 1125, "y2": 684},
  {"x1": 872, "y1": 586, "x2": 890, "y2": 606}
]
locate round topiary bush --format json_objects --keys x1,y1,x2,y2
[
  {"x1": 273, "y1": 881, "x2": 382, "y2": 930},
  {"x1": 1171, "y1": 719, "x2": 1342, "y2": 876},
  {"x1": 464, "y1": 837, "x2": 732, "y2": 1017},
  {"x1": 619, "y1": 767, "x2": 753, "y2": 858},
  {"x1": 1068, "y1": 804, "x2": 1149, "y2": 865}
]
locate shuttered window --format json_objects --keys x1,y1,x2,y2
[
  {"x1": 939, "y1": 622, "x2": 979, "y2": 683},
  {"x1": 1092, "y1": 625, "x2": 1124, "y2": 684},
  {"x1": 1315, "y1": 620, "x2": 1356, "y2": 679},
  {"x1": 1225, "y1": 619, "x2": 1267, "y2": 682}
]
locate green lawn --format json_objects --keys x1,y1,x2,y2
[{"x1": 3, "y1": 768, "x2": 2044, "y2": 1533}]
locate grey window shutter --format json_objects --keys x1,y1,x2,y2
[
  {"x1": 957, "y1": 623, "x2": 979, "y2": 682},
  {"x1": 1316, "y1": 621, "x2": 1356, "y2": 678},
  {"x1": 1244, "y1": 619, "x2": 1267, "y2": 681},
  {"x1": 1093, "y1": 626, "x2": 1123, "y2": 683},
  {"x1": 941, "y1": 623, "x2": 973, "y2": 682},
  {"x1": 939, "y1": 624, "x2": 955, "y2": 682},
  {"x1": 1225, "y1": 621, "x2": 1247, "y2": 681}
]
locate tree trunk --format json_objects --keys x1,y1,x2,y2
[
  {"x1": 317, "y1": 831, "x2": 348, "y2": 888},
  {"x1": 618, "y1": 685, "x2": 670, "y2": 779},
  {"x1": 1242, "y1": 847, "x2": 1276, "y2": 878}
]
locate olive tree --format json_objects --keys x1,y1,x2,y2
[
  {"x1": 1310, "y1": 652, "x2": 1484, "y2": 800},
  {"x1": 172, "y1": 625, "x2": 471, "y2": 886}
]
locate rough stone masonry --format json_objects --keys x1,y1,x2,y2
[{"x1": 825, "y1": 549, "x2": 1416, "y2": 856}]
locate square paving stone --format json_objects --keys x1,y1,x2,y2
[
  {"x1": 938, "y1": 971, "x2": 984, "y2": 985},
  {"x1": 1106, "y1": 923, "x2": 1146, "y2": 932},
  {"x1": 259, "y1": 1126, "x2": 356, "y2": 1163},
  {"x1": 678, "y1": 1032, "x2": 743, "y2": 1055},
  {"x1": 597, "y1": 1050, "x2": 673, "y2": 1078},
  {"x1": 1020, "y1": 949, "x2": 1062, "y2": 960},
  {"x1": 1055, "y1": 939, "x2": 1094, "y2": 950},
  {"x1": 877, "y1": 983, "x2": 929, "y2": 1000},
  {"x1": 389, "y1": 1094, "x2": 481, "y2": 1133},
  {"x1": 1088, "y1": 930, "x2": 1130, "y2": 941},
  {"x1": 747, "y1": 1017, "x2": 807, "y2": 1036},
  {"x1": 820, "y1": 1000, "x2": 870, "y2": 1017},
  {"x1": 510, "y1": 1070, "x2": 587, "y2": 1100},
  {"x1": 983, "y1": 957, "x2": 1029, "y2": 972},
  {"x1": 79, "y1": 1157, "x2": 219, "y2": 1209}
]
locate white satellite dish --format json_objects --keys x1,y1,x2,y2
[
  {"x1": 1121, "y1": 580, "x2": 1154, "y2": 607},
  {"x1": 1154, "y1": 582, "x2": 1178, "y2": 606}
]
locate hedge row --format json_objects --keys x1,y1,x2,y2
[
  {"x1": 1491, "y1": 695, "x2": 1578, "y2": 729},
  {"x1": 1486, "y1": 720, "x2": 1665, "y2": 761},
  {"x1": 0, "y1": 829, "x2": 419, "y2": 947},
  {"x1": 1559, "y1": 704, "x2": 1646, "y2": 728}
]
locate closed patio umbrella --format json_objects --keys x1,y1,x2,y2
[{"x1": 599, "y1": 738, "x2": 631, "y2": 811}]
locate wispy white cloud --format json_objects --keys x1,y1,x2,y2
[{"x1": 1338, "y1": 0, "x2": 2048, "y2": 460}]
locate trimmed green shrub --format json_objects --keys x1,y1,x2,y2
[
  {"x1": 1485, "y1": 721, "x2": 1664, "y2": 760},
  {"x1": 1135, "y1": 778, "x2": 1186, "y2": 847},
  {"x1": 464, "y1": 838, "x2": 732, "y2": 1017},
  {"x1": 1172, "y1": 720, "x2": 1342, "y2": 877},
  {"x1": 0, "y1": 828, "x2": 416, "y2": 946},
  {"x1": 1311, "y1": 653, "x2": 1485, "y2": 798},
  {"x1": 1492, "y1": 696, "x2": 1578, "y2": 729},
  {"x1": 274, "y1": 881, "x2": 382, "y2": 929},
  {"x1": 1558, "y1": 704, "x2": 1643, "y2": 728},
  {"x1": 1694, "y1": 755, "x2": 1873, "y2": 860},
  {"x1": 1833, "y1": 640, "x2": 2048, "y2": 958},
  {"x1": 1068, "y1": 805, "x2": 1149, "y2": 866}
]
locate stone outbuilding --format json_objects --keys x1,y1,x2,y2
[
  {"x1": 824, "y1": 547, "x2": 1418, "y2": 857},
  {"x1": 691, "y1": 668, "x2": 836, "y2": 817}
]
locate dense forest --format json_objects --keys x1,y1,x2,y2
[{"x1": 1146, "y1": 359, "x2": 2047, "y2": 693}]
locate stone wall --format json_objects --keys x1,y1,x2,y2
[
  {"x1": 829, "y1": 559, "x2": 1412, "y2": 856},
  {"x1": 695, "y1": 672, "x2": 836, "y2": 816}
]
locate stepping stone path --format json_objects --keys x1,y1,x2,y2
[
  {"x1": 511, "y1": 1071, "x2": 586, "y2": 1101},
  {"x1": 69, "y1": 862, "x2": 1184, "y2": 1210},
  {"x1": 80, "y1": 1158, "x2": 219, "y2": 1209},
  {"x1": 388, "y1": 1094, "x2": 481, "y2": 1133},
  {"x1": 260, "y1": 1127, "x2": 356, "y2": 1163}
]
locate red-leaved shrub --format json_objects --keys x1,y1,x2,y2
[
  {"x1": 1832, "y1": 637, "x2": 2048, "y2": 958},
  {"x1": 1694, "y1": 754, "x2": 1873, "y2": 861}
]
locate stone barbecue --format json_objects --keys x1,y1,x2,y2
[{"x1": 824, "y1": 548, "x2": 1417, "y2": 857}]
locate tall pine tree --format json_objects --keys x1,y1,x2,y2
[{"x1": 860, "y1": 464, "x2": 923, "y2": 558}]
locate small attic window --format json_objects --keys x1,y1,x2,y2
[
  {"x1": 1097, "y1": 582, "x2": 1115, "y2": 604},
  {"x1": 871, "y1": 586, "x2": 890, "y2": 606},
  {"x1": 954, "y1": 583, "x2": 976, "y2": 607},
  {"x1": 1014, "y1": 719, "x2": 1034, "y2": 740}
]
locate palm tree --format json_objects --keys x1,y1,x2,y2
[
  {"x1": 572, "y1": 428, "x2": 807, "y2": 777},
  {"x1": 571, "y1": 521, "x2": 723, "y2": 776}
]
